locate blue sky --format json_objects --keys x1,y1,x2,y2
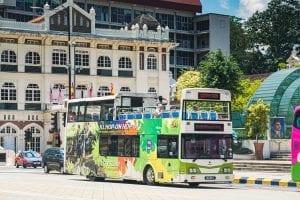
[{"x1": 201, "y1": 0, "x2": 271, "y2": 19}]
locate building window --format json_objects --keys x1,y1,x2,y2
[
  {"x1": 1, "y1": 50, "x2": 16, "y2": 63},
  {"x1": 162, "y1": 54, "x2": 166, "y2": 71},
  {"x1": 0, "y1": 136, "x2": 3, "y2": 147},
  {"x1": 76, "y1": 85, "x2": 87, "y2": 99},
  {"x1": 25, "y1": 52, "x2": 40, "y2": 65},
  {"x1": 147, "y1": 54, "x2": 157, "y2": 70},
  {"x1": 25, "y1": 127, "x2": 41, "y2": 152},
  {"x1": 119, "y1": 57, "x2": 132, "y2": 69},
  {"x1": 75, "y1": 50, "x2": 89, "y2": 67},
  {"x1": 176, "y1": 33, "x2": 194, "y2": 48},
  {"x1": 148, "y1": 87, "x2": 156, "y2": 93},
  {"x1": 25, "y1": 84, "x2": 40, "y2": 102},
  {"x1": 111, "y1": 7, "x2": 132, "y2": 24},
  {"x1": 120, "y1": 87, "x2": 131, "y2": 92},
  {"x1": 156, "y1": 13, "x2": 174, "y2": 29},
  {"x1": 139, "y1": 53, "x2": 144, "y2": 70},
  {"x1": 52, "y1": 49, "x2": 67, "y2": 66},
  {"x1": 97, "y1": 56, "x2": 111, "y2": 68},
  {"x1": 97, "y1": 86, "x2": 110, "y2": 97},
  {"x1": 1, "y1": 82, "x2": 16, "y2": 101},
  {"x1": 176, "y1": 15, "x2": 193, "y2": 31},
  {"x1": 118, "y1": 45, "x2": 133, "y2": 51},
  {"x1": 0, "y1": 126, "x2": 17, "y2": 152}
]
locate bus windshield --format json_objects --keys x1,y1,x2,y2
[
  {"x1": 181, "y1": 134, "x2": 233, "y2": 159},
  {"x1": 182, "y1": 100, "x2": 230, "y2": 121}
]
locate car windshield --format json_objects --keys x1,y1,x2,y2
[
  {"x1": 31, "y1": 151, "x2": 41, "y2": 157},
  {"x1": 24, "y1": 152, "x2": 36, "y2": 158}
]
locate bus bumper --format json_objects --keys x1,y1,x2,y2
[{"x1": 176, "y1": 174, "x2": 234, "y2": 183}]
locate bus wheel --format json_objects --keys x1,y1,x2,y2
[
  {"x1": 144, "y1": 166, "x2": 155, "y2": 185},
  {"x1": 188, "y1": 183, "x2": 199, "y2": 187}
]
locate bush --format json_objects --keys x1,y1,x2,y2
[{"x1": 232, "y1": 142, "x2": 253, "y2": 154}]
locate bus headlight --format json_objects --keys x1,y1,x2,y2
[
  {"x1": 223, "y1": 167, "x2": 231, "y2": 173},
  {"x1": 189, "y1": 168, "x2": 197, "y2": 173}
]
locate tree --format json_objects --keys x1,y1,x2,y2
[
  {"x1": 176, "y1": 70, "x2": 202, "y2": 100},
  {"x1": 231, "y1": 79, "x2": 262, "y2": 111},
  {"x1": 245, "y1": 99, "x2": 270, "y2": 142},
  {"x1": 245, "y1": 0, "x2": 300, "y2": 68},
  {"x1": 245, "y1": 99, "x2": 270, "y2": 159},
  {"x1": 198, "y1": 49, "x2": 243, "y2": 98}
]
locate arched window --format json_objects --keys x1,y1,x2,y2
[
  {"x1": 147, "y1": 54, "x2": 157, "y2": 70},
  {"x1": 0, "y1": 126, "x2": 17, "y2": 152},
  {"x1": 25, "y1": 52, "x2": 40, "y2": 65},
  {"x1": 119, "y1": 57, "x2": 132, "y2": 69},
  {"x1": 25, "y1": 84, "x2": 40, "y2": 102},
  {"x1": 1, "y1": 50, "x2": 16, "y2": 63},
  {"x1": 25, "y1": 127, "x2": 41, "y2": 152},
  {"x1": 97, "y1": 56, "x2": 111, "y2": 68},
  {"x1": 1, "y1": 82, "x2": 16, "y2": 101},
  {"x1": 97, "y1": 86, "x2": 110, "y2": 97},
  {"x1": 120, "y1": 87, "x2": 131, "y2": 92},
  {"x1": 148, "y1": 87, "x2": 156, "y2": 93}
]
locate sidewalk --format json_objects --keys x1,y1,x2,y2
[{"x1": 233, "y1": 160, "x2": 300, "y2": 188}]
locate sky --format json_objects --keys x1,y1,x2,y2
[{"x1": 201, "y1": 0, "x2": 271, "y2": 19}]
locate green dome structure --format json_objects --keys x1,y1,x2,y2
[{"x1": 247, "y1": 68, "x2": 300, "y2": 138}]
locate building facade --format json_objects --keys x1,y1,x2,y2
[
  {"x1": 0, "y1": 0, "x2": 230, "y2": 78},
  {"x1": 0, "y1": 1, "x2": 177, "y2": 153}
]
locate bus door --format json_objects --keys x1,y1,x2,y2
[{"x1": 157, "y1": 135, "x2": 179, "y2": 181}]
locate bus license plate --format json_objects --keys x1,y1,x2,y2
[{"x1": 205, "y1": 176, "x2": 216, "y2": 180}]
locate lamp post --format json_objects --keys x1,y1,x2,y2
[
  {"x1": 72, "y1": 41, "x2": 77, "y2": 99},
  {"x1": 67, "y1": 4, "x2": 72, "y2": 99}
]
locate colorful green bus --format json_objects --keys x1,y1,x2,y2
[{"x1": 64, "y1": 88, "x2": 233, "y2": 186}]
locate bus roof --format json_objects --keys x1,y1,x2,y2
[{"x1": 66, "y1": 92, "x2": 157, "y2": 103}]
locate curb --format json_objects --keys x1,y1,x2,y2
[{"x1": 234, "y1": 176, "x2": 300, "y2": 188}]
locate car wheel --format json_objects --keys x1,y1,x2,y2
[
  {"x1": 23, "y1": 164, "x2": 27, "y2": 168},
  {"x1": 33, "y1": 165, "x2": 37, "y2": 168},
  {"x1": 44, "y1": 164, "x2": 49, "y2": 173}
]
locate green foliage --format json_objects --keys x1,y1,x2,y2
[
  {"x1": 245, "y1": 99, "x2": 270, "y2": 142},
  {"x1": 245, "y1": 0, "x2": 300, "y2": 67},
  {"x1": 232, "y1": 79, "x2": 262, "y2": 111},
  {"x1": 176, "y1": 70, "x2": 202, "y2": 100},
  {"x1": 278, "y1": 62, "x2": 287, "y2": 70},
  {"x1": 198, "y1": 49, "x2": 244, "y2": 98}
]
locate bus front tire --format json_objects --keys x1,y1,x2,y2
[{"x1": 144, "y1": 166, "x2": 155, "y2": 185}]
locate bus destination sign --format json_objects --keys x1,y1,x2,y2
[
  {"x1": 198, "y1": 92, "x2": 220, "y2": 100},
  {"x1": 194, "y1": 123, "x2": 224, "y2": 131}
]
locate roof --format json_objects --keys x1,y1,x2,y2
[
  {"x1": 128, "y1": 14, "x2": 161, "y2": 31},
  {"x1": 247, "y1": 68, "x2": 300, "y2": 128},
  {"x1": 115, "y1": 0, "x2": 202, "y2": 12}
]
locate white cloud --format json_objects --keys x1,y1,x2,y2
[
  {"x1": 220, "y1": 0, "x2": 229, "y2": 9},
  {"x1": 237, "y1": 0, "x2": 271, "y2": 19}
]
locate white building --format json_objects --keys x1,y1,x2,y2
[{"x1": 0, "y1": 1, "x2": 177, "y2": 153}]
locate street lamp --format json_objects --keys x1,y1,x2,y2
[{"x1": 72, "y1": 41, "x2": 77, "y2": 99}]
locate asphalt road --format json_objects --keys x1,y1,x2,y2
[{"x1": 0, "y1": 166, "x2": 299, "y2": 200}]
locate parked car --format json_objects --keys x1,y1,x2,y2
[
  {"x1": 42, "y1": 147, "x2": 64, "y2": 173},
  {"x1": 15, "y1": 150, "x2": 42, "y2": 168}
]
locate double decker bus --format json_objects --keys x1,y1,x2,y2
[
  {"x1": 64, "y1": 88, "x2": 233, "y2": 186},
  {"x1": 291, "y1": 106, "x2": 300, "y2": 182}
]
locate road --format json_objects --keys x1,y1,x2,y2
[{"x1": 0, "y1": 166, "x2": 299, "y2": 200}]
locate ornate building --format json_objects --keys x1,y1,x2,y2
[{"x1": 0, "y1": 1, "x2": 177, "y2": 153}]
